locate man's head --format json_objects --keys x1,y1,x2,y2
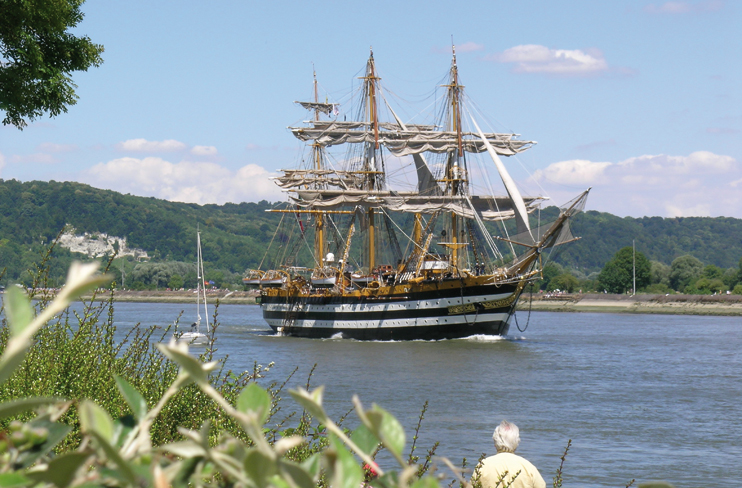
[{"x1": 492, "y1": 420, "x2": 520, "y2": 453}]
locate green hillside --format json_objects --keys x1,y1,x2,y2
[
  {"x1": 553, "y1": 209, "x2": 742, "y2": 271},
  {"x1": 1, "y1": 179, "x2": 741, "y2": 286},
  {"x1": 0, "y1": 179, "x2": 282, "y2": 286}
]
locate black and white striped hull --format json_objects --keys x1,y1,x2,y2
[{"x1": 261, "y1": 282, "x2": 523, "y2": 340}]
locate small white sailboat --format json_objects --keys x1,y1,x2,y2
[{"x1": 176, "y1": 230, "x2": 210, "y2": 345}]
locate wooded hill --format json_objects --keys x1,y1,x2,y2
[{"x1": 1, "y1": 179, "x2": 741, "y2": 285}]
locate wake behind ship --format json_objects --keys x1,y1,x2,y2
[{"x1": 244, "y1": 48, "x2": 588, "y2": 340}]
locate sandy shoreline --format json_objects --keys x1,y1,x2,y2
[
  {"x1": 516, "y1": 293, "x2": 742, "y2": 316},
  {"x1": 77, "y1": 290, "x2": 742, "y2": 316}
]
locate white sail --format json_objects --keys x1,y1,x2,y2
[
  {"x1": 386, "y1": 104, "x2": 442, "y2": 196},
  {"x1": 470, "y1": 116, "x2": 532, "y2": 236}
]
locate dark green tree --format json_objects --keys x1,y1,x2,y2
[
  {"x1": 0, "y1": 0, "x2": 104, "y2": 128},
  {"x1": 650, "y1": 260, "x2": 671, "y2": 286},
  {"x1": 597, "y1": 246, "x2": 651, "y2": 294},
  {"x1": 668, "y1": 255, "x2": 704, "y2": 292},
  {"x1": 168, "y1": 273, "x2": 184, "y2": 290},
  {"x1": 547, "y1": 273, "x2": 580, "y2": 293}
]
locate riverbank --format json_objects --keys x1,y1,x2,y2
[
  {"x1": 78, "y1": 290, "x2": 742, "y2": 316},
  {"x1": 516, "y1": 292, "x2": 742, "y2": 316},
  {"x1": 85, "y1": 289, "x2": 260, "y2": 305}
]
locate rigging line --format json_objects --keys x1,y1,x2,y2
[
  {"x1": 380, "y1": 89, "x2": 441, "y2": 129},
  {"x1": 464, "y1": 194, "x2": 504, "y2": 261},
  {"x1": 378, "y1": 207, "x2": 430, "y2": 255},
  {"x1": 460, "y1": 104, "x2": 515, "y2": 253},
  {"x1": 258, "y1": 211, "x2": 287, "y2": 270},
  {"x1": 467, "y1": 102, "x2": 544, "y2": 199}
]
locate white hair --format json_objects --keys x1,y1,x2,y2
[{"x1": 492, "y1": 420, "x2": 520, "y2": 453}]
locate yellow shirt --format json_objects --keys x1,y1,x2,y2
[{"x1": 474, "y1": 452, "x2": 546, "y2": 488}]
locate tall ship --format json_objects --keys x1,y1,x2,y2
[{"x1": 245, "y1": 48, "x2": 589, "y2": 340}]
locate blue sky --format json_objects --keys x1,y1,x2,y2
[{"x1": 1, "y1": 0, "x2": 740, "y2": 218}]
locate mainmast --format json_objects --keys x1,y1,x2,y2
[{"x1": 442, "y1": 48, "x2": 467, "y2": 269}]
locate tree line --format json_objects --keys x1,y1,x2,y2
[{"x1": 537, "y1": 246, "x2": 742, "y2": 295}]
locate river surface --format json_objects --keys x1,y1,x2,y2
[{"x1": 83, "y1": 302, "x2": 742, "y2": 486}]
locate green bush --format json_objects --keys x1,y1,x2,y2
[
  {"x1": 643, "y1": 283, "x2": 672, "y2": 294},
  {"x1": 0, "y1": 262, "x2": 452, "y2": 488}
]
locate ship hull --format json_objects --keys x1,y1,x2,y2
[{"x1": 261, "y1": 281, "x2": 523, "y2": 340}]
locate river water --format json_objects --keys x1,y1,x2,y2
[{"x1": 93, "y1": 303, "x2": 742, "y2": 486}]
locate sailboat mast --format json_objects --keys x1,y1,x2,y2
[{"x1": 197, "y1": 230, "x2": 209, "y2": 333}]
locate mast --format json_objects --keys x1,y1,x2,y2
[
  {"x1": 196, "y1": 227, "x2": 209, "y2": 334},
  {"x1": 445, "y1": 48, "x2": 465, "y2": 269},
  {"x1": 312, "y1": 68, "x2": 326, "y2": 267},
  {"x1": 362, "y1": 48, "x2": 380, "y2": 271}
]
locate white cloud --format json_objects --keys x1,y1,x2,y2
[
  {"x1": 191, "y1": 145, "x2": 218, "y2": 156},
  {"x1": 531, "y1": 159, "x2": 612, "y2": 185},
  {"x1": 116, "y1": 138, "x2": 187, "y2": 152},
  {"x1": 81, "y1": 157, "x2": 283, "y2": 205},
  {"x1": 531, "y1": 151, "x2": 740, "y2": 217},
  {"x1": 488, "y1": 44, "x2": 608, "y2": 75},
  {"x1": 0, "y1": 152, "x2": 5, "y2": 177},
  {"x1": 617, "y1": 151, "x2": 734, "y2": 174},
  {"x1": 644, "y1": 1, "x2": 724, "y2": 14}
]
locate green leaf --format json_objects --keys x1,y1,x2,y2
[
  {"x1": 113, "y1": 375, "x2": 147, "y2": 420},
  {"x1": 163, "y1": 440, "x2": 208, "y2": 458},
  {"x1": 90, "y1": 432, "x2": 139, "y2": 485},
  {"x1": 157, "y1": 343, "x2": 212, "y2": 384},
  {"x1": 26, "y1": 451, "x2": 91, "y2": 488},
  {"x1": 244, "y1": 449, "x2": 277, "y2": 488},
  {"x1": 288, "y1": 387, "x2": 327, "y2": 422},
  {"x1": 0, "y1": 472, "x2": 32, "y2": 488},
  {"x1": 0, "y1": 397, "x2": 62, "y2": 419},
  {"x1": 237, "y1": 383, "x2": 271, "y2": 424},
  {"x1": 0, "y1": 347, "x2": 29, "y2": 386},
  {"x1": 15, "y1": 418, "x2": 72, "y2": 469},
  {"x1": 278, "y1": 460, "x2": 317, "y2": 488},
  {"x1": 111, "y1": 415, "x2": 136, "y2": 448},
  {"x1": 374, "y1": 406, "x2": 405, "y2": 456},
  {"x1": 79, "y1": 400, "x2": 114, "y2": 444},
  {"x1": 350, "y1": 424, "x2": 379, "y2": 456},
  {"x1": 300, "y1": 453, "x2": 322, "y2": 479},
  {"x1": 4, "y1": 286, "x2": 33, "y2": 336},
  {"x1": 60, "y1": 262, "x2": 110, "y2": 302},
  {"x1": 327, "y1": 436, "x2": 363, "y2": 488}
]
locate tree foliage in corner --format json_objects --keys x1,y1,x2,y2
[{"x1": 0, "y1": 0, "x2": 103, "y2": 129}]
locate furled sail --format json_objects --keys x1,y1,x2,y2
[
  {"x1": 295, "y1": 101, "x2": 338, "y2": 115},
  {"x1": 289, "y1": 189, "x2": 544, "y2": 221},
  {"x1": 289, "y1": 121, "x2": 534, "y2": 157}
]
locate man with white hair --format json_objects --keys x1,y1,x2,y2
[{"x1": 472, "y1": 420, "x2": 545, "y2": 488}]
